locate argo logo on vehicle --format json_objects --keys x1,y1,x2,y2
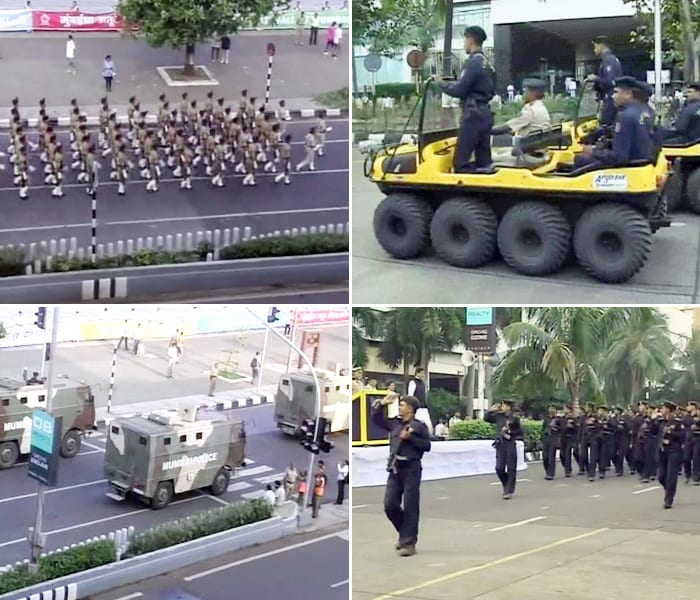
[{"x1": 592, "y1": 174, "x2": 628, "y2": 191}]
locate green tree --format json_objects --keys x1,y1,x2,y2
[
  {"x1": 0, "y1": 322, "x2": 5, "y2": 340},
  {"x1": 670, "y1": 329, "x2": 700, "y2": 402},
  {"x1": 117, "y1": 0, "x2": 286, "y2": 76},
  {"x1": 352, "y1": 308, "x2": 382, "y2": 369}
]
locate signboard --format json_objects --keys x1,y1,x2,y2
[
  {"x1": 646, "y1": 70, "x2": 671, "y2": 85},
  {"x1": 465, "y1": 307, "x2": 495, "y2": 353},
  {"x1": 293, "y1": 307, "x2": 349, "y2": 328},
  {"x1": 267, "y1": 42, "x2": 276, "y2": 56},
  {"x1": 0, "y1": 10, "x2": 32, "y2": 32},
  {"x1": 364, "y1": 54, "x2": 382, "y2": 73},
  {"x1": 28, "y1": 410, "x2": 61, "y2": 487},
  {"x1": 31, "y1": 11, "x2": 129, "y2": 32}
]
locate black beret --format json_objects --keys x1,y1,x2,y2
[
  {"x1": 648, "y1": 403, "x2": 658, "y2": 409},
  {"x1": 401, "y1": 395, "x2": 420, "y2": 412},
  {"x1": 633, "y1": 80, "x2": 653, "y2": 99},
  {"x1": 464, "y1": 25, "x2": 487, "y2": 44},
  {"x1": 663, "y1": 401, "x2": 677, "y2": 410},
  {"x1": 614, "y1": 76, "x2": 638, "y2": 90},
  {"x1": 592, "y1": 35, "x2": 610, "y2": 44},
  {"x1": 523, "y1": 78, "x2": 546, "y2": 91}
]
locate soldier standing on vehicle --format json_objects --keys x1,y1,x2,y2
[
  {"x1": 435, "y1": 26, "x2": 495, "y2": 172},
  {"x1": 588, "y1": 35, "x2": 622, "y2": 128},
  {"x1": 208, "y1": 362, "x2": 219, "y2": 397}
]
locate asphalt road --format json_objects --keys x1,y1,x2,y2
[
  {"x1": 137, "y1": 286, "x2": 349, "y2": 303},
  {"x1": 352, "y1": 461, "x2": 700, "y2": 600},
  {"x1": 351, "y1": 149, "x2": 700, "y2": 303},
  {"x1": 0, "y1": 119, "x2": 348, "y2": 248},
  {"x1": 0, "y1": 327, "x2": 349, "y2": 409},
  {"x1": 0, "y1": 403, "x2": 349, "y2": 567},
  {"x1": 90, "y1": 529, "x2": 349, "y2": 600}
]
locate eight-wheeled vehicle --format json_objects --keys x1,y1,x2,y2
[{"x1": 365, "y1": 78, "x2": 670, "y2": 284}]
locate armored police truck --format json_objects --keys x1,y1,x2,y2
[
  {"x1": 104, "y1": 403, "x2": 247, "y2": 509},
  {"x1": 274, "y1": 370, "x2": 350, "y2": 436},
  {"x1": 0, "y1": 377, "x2": 97, "y2": 469}
]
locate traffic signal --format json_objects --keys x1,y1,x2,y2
[
  {"x1": 267, "y1": 306, "x2": 280, "y2": 323},
  {"x1": 315, "y1": 417, "x2": 334, "y2": 453},
  {"x1": 299, "y1": 417, "x2": 319, "y2": 454},
  {"x1": 34, "y1": 307, "x2": 46, "y2": 330}
]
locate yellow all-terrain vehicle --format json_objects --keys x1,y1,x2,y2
[{"x1": 364, "y1": 78, "x2": 670, "y2": 284}]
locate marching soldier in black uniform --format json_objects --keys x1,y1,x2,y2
[
  {"x1": 640, "y1": 404, "x2": 658, "y2": 483},
  {"x1": 599, "y1": 406, "x2": 615, "y2": 477},
  {"x1": 542, "y1": 405, "x2": 562, "y2": 480},
  {"x1": 588, "y1": 35, "x2": 623, "y2": 128},
  {"x1": 631, "y1": 402, "x2": 647, "y2": 475},
  {"x1": 560, "y1": 405, "x2": 578, "y2": 477},
  {"x1": 687, "y1": 402, "x2": 700, "y2": 485},
  {"x1": 437, "y1": 25, "x2": 495, "y2": 172},
  {"x1": 581, "y1": 404, "x2": 601, "y2": 481},
  {"x1": 485, "y1": 400, "x2": 523, "y2": 499},
  {"x1": 372, "y1": 394, "x2": 431, "y2": 557},
  {"x1": 613, "y1": 406, "x2": 632, "y2": 477},
  {"x1": 652, "y1": 401, "x2": 685, "y2": 508},
  {"x1": 681, "y1": 401, "x2": 695, "y2": 484}
]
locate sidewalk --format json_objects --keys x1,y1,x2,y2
[
  {"x1": 96, "y1": 385, "x2": 277, "y2": 426},
  {"x1": 299, "y1": 499, "x2": 349, "y2": 531}
]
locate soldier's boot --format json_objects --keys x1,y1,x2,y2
[
  {"x1": 52, "y1": 185, "x2": 64, "y2": 198},
  {"x1": 44, "y1": 174, "x2": 55, "y2": 185},
  {"x1": 0, "y1": 163, "x2": 5, "y2": 171},
  {"x1": 102, "y1": 148, "x2": 112, "y2": 158},
  {"x1": 205, "y1": 165, "x2": 213, "y2": 176},
  {"x1": 167, "y1": 156, "x2": 176, "y2": 168},
  {"x1": 173, "y1": 166, "x2": 182, "y2": 178},
  {"x1": 192, "y1": 155, "x2": 202, "y2": 167},
  {"x1": 19, "y1": 185, "x2": 28, "y2": 199},
  {"x1": 284, "y1": 175, "x2": 290, "y2": 185},
  {"x1": 316, "y1": 146, "x2": 324, "y2": 156},
  {"x1": 256, "y1": 152, "x2": 266, "y2": 162},
  {"x1": 9, "y1": 155, "x2": 15, "y2": 165},
  {"x1": 274, "y1": 172, "x2": 284, "y2": 183},
  {"x1": 77, "y1": 171, "x2": 87, "y2": 183},
  {"x1": 296, "y1": 161, "x2": 304, "y2": 172},
  {"x1": 117, "y1": 182, "x2": 125, "y2": 196},
  {"x1": 28, "y1": 165, "x2": 35, "y2": 173},
  {"x1": 0, "y1": 150, "x2": 6, "y2": 157},
  {"x1": 44, "y1": 164, "x2": 53, "y2": 175},
  {"x1": 138, "y1": 158, "x2": 147, "y2": 169},
  {"x1": 13, "y1": 174, "x2": 21, "y2": 185},
  {"x1": 216, "y1": 174, "x2": 224, "y2": 187},
  {"x1": 140, "y1": 168, "x2": 149, "y2": 179},
  {"x1": 234, "y1": 162, "x2": 245, "y2": 173},
  {"x1": 110, "y1": 170, "x2": 118, "y2": 180},
  {"x1": 40, "y1": 152, "x2": 48, "y2": 162},
  {"x1": 180, "y1": 178, "x2": 188, "y2": 189},
  {"x1": 248, "y1": 174, "x2": 256, "y2": 186},
  {"x1": 71, "y1": 160, "x2": 80, "y2": 170},
  {"x1": 264, "y1": 161, "x2": 273, "y2": 173},
  {"x1": 309, "y1": 162, "x2": 316, "y2": 171},
  {"x1": 242, "y1": 174, "x2": 250, "y2": 185}
]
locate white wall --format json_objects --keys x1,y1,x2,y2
[{"x1": 491, "y1": 0, "x2": 635, "y2": 24}]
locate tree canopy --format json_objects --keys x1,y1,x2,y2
[{"x1": 0, "y1": 322, "x2": 5, "y2": 340}]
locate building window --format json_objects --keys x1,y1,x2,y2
[
  {"x1": 164, "y1": 437, "x2": 171, "y2": 446},
  {"x1": 196, "y1": 432, "x2": 203, "y2": 440},
  {"x1": 179, "y1": 435, "x2": 187, "y2": 443}
]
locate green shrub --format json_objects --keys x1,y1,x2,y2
[
  {"x1": 449, "y1": 418, "x2": 544, "y2": 452},
  {"x1": 0, "y1": 248, "x2": 26, "y2": 277},
  {"x1": 427, "y1": 388, "x2": 462, "y2": 425},
  {"x1": 374, "y1": 83, "x2": 418, "y2": 101},
  {"x1": 219, "y1": 234, "x2": 348, "y2": 260},
  {"x1": 124, "y1": 498, "x2": 273, "y2": 558},
  {"x1": 0, "y1": 540, "x2": 115, "y2": 594}
]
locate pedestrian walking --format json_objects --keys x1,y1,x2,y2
[
  {"x1": 176, "y1": 330, "x2": 185, "y2": 361},
  {"x1": 116, "y1": 319, "x2": 129, "y2": 351},
  {"x1": 296, "y1": 471, "x2": 307, "y2": 509},
  {"x1": 309, "y1": 13, "x2": 320, "y2": 45},
  {"x1": 323, "y1": 22, "x2": 336, "y2": 55},
  {"x1": 102, "y1": 55, "x2": 116, "y2": 93},
  {"x1": 331, "y1": 24, "x2": 342, "y2": 60},
  {"x1": 485, "y1": 400, "x2": 523, "y2": 499},
  {"x1": 274, "y1": 480, "x2": 285, "y2": 505},
  {"x1": 335, "y1": 459, "x2": 349, "y2": 504},
  {"x1": 220, "y1": 35, "x2": 231, "y2": 64},
  {"x1": 295, "y1": 12, "x2": 305, "y2": 45},
  {"x1": 507, "y1": 83, "x2": 514, "y2": 102},
  {"x1": 66, "y1": 34, "x2": 76, "y2": 75},
  {"x1": 166, "y1": 343, "x2": 177, "y2": 378},
  {"x1": 296, "y1": 127, "x2": 317, "y2": 171},
  {"x1": 372, "y1": 394, "x2": 431, "y2": 556},
  {"x1": 208, "y1": 362, "x2": 219, "y2": 397},
  {"x1": 250, "y1": 351, "x2": 260, "y2": 384},
  {"x1": 210, "y1": 36, "x2": 221, "y2": 62},
  {"x1": 311, "y1": 472, "x2": 325, "y2": 518},
  {"x1": 132, "y1": 323, "x2": 142, "y2": 356},
  {"x1": 264, "y1": 483, "x2": 276, "y2": 506},
  {"x1": 284, "y1": 462, "x2": 298, "y2": 499}
]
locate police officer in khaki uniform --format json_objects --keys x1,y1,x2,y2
[
  {"x1": 274, "y1": 133, "x2": 292, "y2": 184},
  {"x1": 296, "y1": 127, "x2": 317, "y2": 171}
]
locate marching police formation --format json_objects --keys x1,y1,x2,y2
[
  {"x1": 541, "y1": 400, "x2": 698, "y2": 509},
  {"x1": 2, "y1": 92, "x2": 333, "y2": 199}
]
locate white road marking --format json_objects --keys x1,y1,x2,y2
[
  {"x1": 488, "y1": 516, "x2": 547, "y2": 532},
  {"x1": 82, "y1": 440, "x2": 105, "y2": 452},
  {"x1": 255, "y1": 472, "x2": 285, "y2": 485},
  {"x1": 113, "y1": 593, "x2": 143, "y2": 600},
  {"x1": 633, "y1": 486, "x2": 661, "y2": 494},
  {"x1": 330, "y1": 579, "x2": 349, "y2": 588},
  {"x1": 336, "y1": 530, "x2": 349, "y2": 541},
  {"x1": 352, "y1": 504, "x2": 368, "y2": 509},
  {"x1": 0, "y1": 496, "x2": 205, "y2": 548},
  {"x1": 488, "y1": 478, "x2": 530, "y2": 486},
  {"x1": 240, "y1": 465, "x2": 273, "y2": 477},
  {"x1": 198, "y1": 491, "x2": 229, "y2": 506},
  {"x1": 241, "y1": 490, "x2": 266, "y2": 500},
  {"x1": 184, "y1": 531, "x2": 345, "y2": 581},
  {"x1": 76, "y1": 449, "x2": 104, "y2": 456},
  {"x1": 589, "y1": 495, "x2": 601, "y2": 498},
  {"x1": 227, "y1": 481, "x2": 253, "y2": 492},
  {"x1": 0, "y1": 478, "x2": 106, "y2": 504}
]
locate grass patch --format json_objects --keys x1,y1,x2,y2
[{"x1": 313, "y1": 87, "x2": 349, "y2": 109}]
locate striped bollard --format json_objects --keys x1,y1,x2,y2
[
  {"x1": 265, "y1": 43, "x2": 276, "y2": 108},
  {"x1": 107, "y1": 343, "x2": 117, "y2": 413},
  {"x1": 91, "y1": 195, "x2": 97, "y2": 264}
]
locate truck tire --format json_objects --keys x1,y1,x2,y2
[
  {"x1": 151, "y1": 481, "x2": 173, "y2": 510},
  {"x1": 497, "y1": 202, "x2": 571, "y2": 276},
  {"x1": 373, "y1": 193, "x2": 432, "y2": 259},
  {"x1": 686, "y1": 169, "x2": 700, "y2": 214},
  {"x1": 209, "y1": 468, "x2": 231, "y2": 496},
  {"x1": 574, "y1": 203, "x2": 651, "y2": 283},
  {"x1": 60, "y1": 429, "x2": 81, "y2": 458},
  {"x1": 0, "y1": 441, "x2": 19, "y2": 469},
  {"x1": 665, "y1": 168, "x2": 684, "y2": 212},
  {"x1": 429, "y1": 198, "x2": 497, "y2": 268}
]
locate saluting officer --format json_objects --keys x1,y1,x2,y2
[
  {"x1": 372, "y1": 394, "x2": 431, "y2": 557},
  {"x1": 436, "y1": 25, "x2": 495, "y2": 172},
  {"x1": 653, "y1": 401, "x2": 685, "y2": 508},
  {"x1": 588, "y1": 35, "x2": 623, "y2": 128},
  {"x1": 485, "y1": 400, "x2": 523, "y2": 499}
]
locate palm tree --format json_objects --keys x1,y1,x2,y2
[
  {"x1": 671, "y1": 329, "x2": 700, "y2": 403},
  {"x1": 601, "y1": 308, "x2": 674, "y2": 407},
  {"x1": 352, "y1": 308, "x2": 382, "y2": 369}
]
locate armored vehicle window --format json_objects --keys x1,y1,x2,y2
[
  {"x1": 2, "y1": 399, "x2": 8, "y2": 407},
  {"x1": 38, "y1": 395, "x2": 45, "y2": 403},
  {"x1": 196, "y1": 432, "x2": 203, "y2": 440},
  {"x1": 20, "y1": 397, "x2": 28, "y2": 404},
  {"x1": 139, "y1": 436, "x2": 147, "y2": 446},
  {"x1": 164, "y1": 437, "x2": 171, "y2": 446},
  {"x1": 282, "y1": 378, "x2": 289, "y2": 385},
  {"x1": 179, "y1": 435, "x2": 187, "y2": 443},
  {"x1": 111, "y1": 426, "x2": 119, "y2": 434},
  {"x1": 335, "y1": 386, "x2": 340, "y2": 392},
  {"x1": 325, "y1": 386, "x2": 330, "y2": 392},
  {"x1": 305, "y1": 385, "x2": 313, "y2": 393}
]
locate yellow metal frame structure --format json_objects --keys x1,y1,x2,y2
[{"x1": 352, "y1": 389, "x2": 390, "y2": 447}]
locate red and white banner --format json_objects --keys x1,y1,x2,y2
[
  {"x1": 0, "y1": 10, "x2": 32, "y2": 32},
  {"x1": 32, "y1": 11, "x2": 125, "y2": 32},
  {"x1": 293, "y1": 307, "x2": 349, "y2": 328}
]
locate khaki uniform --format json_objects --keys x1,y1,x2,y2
[
  {"x1": 505, "y1": 99, "x2": 551, "y2": 137},
  {"x1": 274, "y1": 141, "x2": 291, "y2": 184},
  {"x1": 51, "y1": 149, "x2": 64, "y2": 197},
  {"x1": 296, "y1": 132, "x2": 316, "y2": 171}
]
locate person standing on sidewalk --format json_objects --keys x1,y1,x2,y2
[
  {"x1": 116, "y1": 319, "x2": 130, "y2": 351},
  {"x1": 335, "y1": 459, "x2": 349, "y2": 504},
  {"x1": 208, "y1": 362, "x2": 219, "y2": 397},
  {"x1": 66, "y1": 35, "x2": 76, "y2": 75},
  {"x1": 309, "y1": 13, "x2": 320, "y2": 46},
  {"x1": 296, "y1": 470, "x2": 308, "y2": 510},
  {"x1": 176, "y1": 329, "x2": 185, "y2": 361},
  {"x1": 311, "y1": 471, "x2": 325, "y2": 518},
  {"x1": 295, "y1": 12, "x2": 306, "y2": 46},
  {"x1": 102, "y1": 55, "x2": 116, "y2": 93},
  {"x1": 210, "y1": 35, "x2": 221, "y2": 62},
  {"x1": 250, "y1": 351, "x2": 260, "y2": 384},
  {"x1": 220, "y1": 34, "x2": 231, "y2": 64},
  {"x1": 372, "y1": 394, "x2": 431, "y2": 557},
  {"x1": 331, "y1": 23, "x2": 342, "y2": 60},
  {"x1": 324, "y1": 22, "x2": 336, "y2": 55},
  {"x1": 284, "y1": 462, "x2": 298, "y2": 499},
  {"x1": 166, "y1": 342, "x2": 177, "y2": 378}
]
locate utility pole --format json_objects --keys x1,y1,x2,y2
[
  {"x1": 654, "y1": 0, "x2": 662, "y2": 101},
  {"x1": 285, "y1": 308, "x2": 299, "y2": 373},
  {"x1": 246, "y1": 307, "x2": 321, "y2": 520},
  {"x1": 257, "y1": 326, "x2": 270, "y2": 393},
  {"x1": 28, "y1": 306, "x2": 60, "y2": 574}
]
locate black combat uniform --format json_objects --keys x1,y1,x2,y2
[
  {"x1": 681, "y1": 404, "x2": 695, "y2": 484},
  {"x1": 632, "y1": 405, "x2": 647, "y2": 475},
  {"x1": 652, "y1": 401, "x2": 685, "y2": 508},
  {"x1": 687, "y1": 403, "x2": 700, "y2": 484},
  {"x1": 560, "y1": 408, "x2": 578, "y2": 477},
  {"x1": 613, "y1": 407, "x2": 632, "y2": 477},
  {"x1": 592, "y1": 36, "x2": 623, "y2": 127},
  {"x1": 640, "y1": 406, "x2": 658, "y2": 482},
  {"x1": 485, "y1": 400, "x2": 523, "y2": 499},
  {"x1": 372, "y1": 396, "x2": 431, "y2": 554},
  {"x1": 663, "y1": 83, "x2": 700, "y2": 144},
  {"x1": 598, "y1": 407, "x2": 615, "y2": 477},
  {"x1": 440, "y1": 26, "x2": 495, "y2": 172},
  {"x1": 542, "y1": 407, "x2": 563, "y2": 480}
]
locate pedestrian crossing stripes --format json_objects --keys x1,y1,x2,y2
[
  {"x1": 336, "y1": 530, "x2": 349, "y2": 541},
  {"x1": 240, "y1": 465, "x2": 273, "y2": 477},
  {"x1": 227, "y1": 481, "x2": 253, "y2": 492},
  {"x1": 241, "y1": 489, "x2": 267, "y2": 500},
  {"x1": 254, "y1": 472, "x2": 285, "y2": 485}
]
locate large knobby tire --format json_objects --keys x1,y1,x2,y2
[
  {"x1": 60, "y1": 429, "x2": 81, "y2": 458},
  {"x1": 686, "y1": 168, "x2": 700, "y2": 214},
  {"x1": 0, "y1": 441, "x2": 19, "y2": 469},
  {"x1": 497, "y1": 202, "x2": 571, "y2": 276},
  {"x1": 209, "y1": 468, "x2": 231, "y2": 496},
  {"x1": 373, "y1": 193, "x2": 432, "y2": 259},
  {"x1": 573, "y1": 203, "x2": 652, "y2": 283},
  {"x1": 429, "y1": 198, "x2": 497, "y2": 268},
  {"x1": 665, "y1": 168, "x2": 684, "y2": 212},
  {"x1": 151, "y1": 481, "x2": 174, "y2": 510}
]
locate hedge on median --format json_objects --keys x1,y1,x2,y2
[
  {"x1": 449, "y1": 419, "x2": 543, "y2": 453},
  {"x1": 0, "y1": 234, "x2": 349, "y2": 277},
  {"x1": 0, "y1": 539, "x2": 115, "y2": 595},
  {"x1": 124, "y1": 498, "x2": 274, "y2": 558}
]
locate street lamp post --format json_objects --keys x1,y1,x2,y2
[
  {"x1": 28, "y1": 306, "x2": 60, "y2": 574},
  {"x1": 257, "y1": 326, "x2": 270, "y2": 393},
  {"x1": 654, "y1": 0, "x2": 662, "y2": 101},
  {"x1": 245, "y1": 308, "x2": 322, "y2": 521}
]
